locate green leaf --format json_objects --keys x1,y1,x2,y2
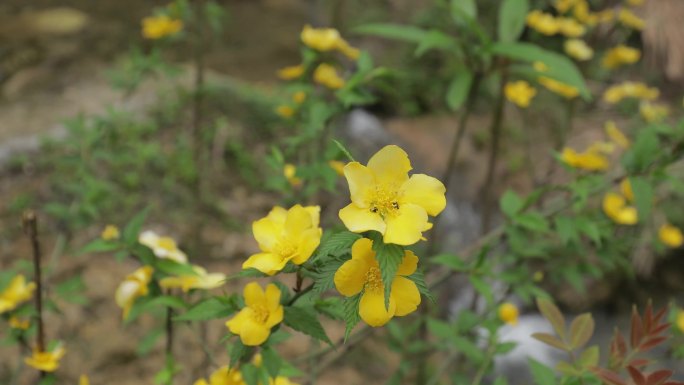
[
  {"x1": 313, "y1": 231, "x2": 361, "y2": 262},
  {"x1": 241, "y1": 363, "x2": 259, "y2": 385},
  {"x1": 451, "y1": 0, "x2": 477, "y2": 21},
  {"x1": 312, "y1": 259, "x2": 345, "y2": 294},
  {"x1": 498, "y1": 0, "x2": 529, "y2": 42},
  {"x1": 469, "y1": 276, "x2": 494, "y2": 305},
  {"x1": 371, "y1": 235, "x2": 404, "y2": 310},
  {"x1": 414, "y1": 30, "x2": 459, "y2": 57},
  {"x1": 577, "y1": 345, "x2": 599, "y2": 368},
  {"x1": 500, "y1": 189, "x2": 524, "y2": 217},
  {"x1": 536, "y1": 298, "x2": 566, "y2": 340},
  {"x1": 555, "y1": 361, "x2": 580, "y2": 376},
  {"x1": 229, "y1": 340, "x2": 251, "y2": 367},
  {"x1": 155, "y1": 259, "x2": 197, "y2": 277},
  {"x1": 137, "y1": 328, "x2": 163, "y2": 356},
  {"x1": 451, "y1": 335, "x2": 484, "y2": 362},
  {"x1": 126, "y1": 295, "x2": 187, "y2": 324},
  {"x1": 624, "y1": 129, "x2": 659, "y2": 173},
  {"x1": 446, "y1": 70, "x2": 474, "y2": 111},
  {"x1": 630, "y1": 176, "x2": 653, "y2": 220},
  {"x1": 489, "y1": 42, "x2": 590, "y2": 100},
  {"x1": 554, "y1": 216, "x2": 578, "y2": 245},
  {"x1": 407, "y1": 269, "x2": 435, "y2": 303},
  {"x1": 261, "y1": 346, "x2": 282, "y2": 378},
  {"x1": 427, "y1": 318, "x2": 454, "y2": 340},
  {"x1": 283, "y1": 306, "x2": 332, "y2": 345},
  {"x1": 353, "y1": 23, "x2": 430, "y2": 43},
  {"x1": 343, "y1": 293, "x2": 362, "y2": 342},
  {"x1": 122, "y1": 207, "x2": 150, "y2": 245},
  {"x1": 528, "y1": 358, "x2": 556, "y2": 385},
  {"x1": 568, "y1": 313, "x2": 594, "y2": 349},
  {"x1": 431, "y1": 253, "x2": 468, "y2": 271},
  {"x1": 174, "y1": 297, "x2": 237, "y2": 321},
  {"x1": 514, "y1": 212, "x2": 549, "y2": 233},
  {"x1": 78, "y1": 239, "x2": 120, "y2": 254}
]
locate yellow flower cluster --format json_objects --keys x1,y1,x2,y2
[
  {"x1": 226, "y1": 282, "x2": 284, "y2": 346},
  {"x1": 193, "y1": 355, "x2": 299, "y2": 385},
  {"x1": 659, "y1": 224, "x2": 683, "y2": 248},
  {"x1": 526, "y1": 10, "x2": 585, "y2": 37},
  {"x1": 555, "y1": 0, "x2": 614, "y2": 25},
  {"x1": 505, "y1": 81, "x2": 537, "y2": 108},
  {"x1": 139, "y1": 230, "x2": 188, "y2": 263},
  {"x1": 640, "y1": 102, "x2": 669, "y2": 123},
  {"x1": 142, "y1": 15, "x2": 183, "y2": 40},
  {"x1": 618, "y1": 8, "x2": 645, "y2": 30},
  {"x1": 603, "y1": 82, "x2": 659, "y2": 104},
  {"x1": 602, "y1": 45, "x2": 641, "y2": 69},
  {"x1": 301, "y1": 25, "x2": 360, "y2": 60},
  {"x1": 25, "y1": 345, "x2": 66, "y2": 372},
  {"x1": 9, "y1": 316, "x2": 30, "y2": 330},
  {"x1": 603, "y1": 179, "x2": 638, "y2": 225},
  {"x1": 115, "y1": 266, "x2": 153, "y2": 320},
  {"x1": 538, "y1": 77, "x2": 579, "y2": 99},
  {"x1": 605, "y1": 121, "x2": 630, "y2": 149},
  {"x1": 560, "y1": 147, "x2": 609, "y2": 171},
  {"x1": 0, "y1": 275, "x2": 36, "y2": 314},
  {"x1": 564, "y1": 39, "x2": 594, "y2": 61},
  {"x1": 313, "y1": 63, "x2": 345, "y2": 89},
  {"x1": 101, "y1": 225, "x2": 120, "y2": 241}
]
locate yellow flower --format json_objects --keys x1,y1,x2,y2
[
  {"x1": 587, "y1": 141, "x2": 615, "y2": 155},
  {"x1": 564, "y1": 39, "x2": 594, "y2": 61},
  {"x1": 226, "y1": 282, "x2": 284, "y2": 346},
  {"x1": 139, "y1": 231, "x2": 188, "y2": 263},
  {"x1": 251, "y1": 354, "x2": 300, "y2": 385},
  {"x1": 25, "y1": 345, "x2": 66, "y2": 372},
  {"x1": 505, "y1": 81, "x2": 537, "y2": 108},
  {"x1": 9, "y1": 316, "x2": 30, "y2": 330},
  {"x1": 677, "y1": 310, "x2": 684, "y2": 333},
  {"x1": 80, "y1": 375, "x2": 90, "y2": 385},
  {"x1": 603, "y1": 192, "x2": 638, "y2": 225},
  {"x1": 292, "y1": 91, "x2": 306, "y2": 104},
  {"x1": 498, "y1": 303, "x2": 519, "y2": 325},
  {"x1": 659, "y1": 224, "x2": 683, "y2": 248},
  {"x1": 115, "y1": 266, "x2": 153, "y2": 320},
  {"x1": 160, "y1": 265, "x2": 226, "y2": 292},
  {"x1": 619, "y1": 8, "x2": 645, "y2": 30},
  {"x1": 300, "y1": 25, "x2": 360, "y2": 60},
  {"x1": 602, "y1": 82, "x2": 659, "y2": 104},
  {"x1": 277, "y1": 65, "x2": 305, "y2": 80},
  {"x1": 338, "y1": 145, "x2": 446, "y2": 245},
  {"x1": 640, "y1": 102, "x2": 669, "y2": 123},
  {"x1": 193, "y1": 366, "x2": 244, "y2": 385},
  {"x1": 142, "y1": 15, "x2": 183, "y2": 39},
  {"x1": 538, "y1": 77, "x2": 580, "y2": 99},
  {"x1": 558, "y1": 18, "x2": 586, "y2": 37},
  {"x1": 602, "y1": 45, "x2": 641, "y2": 69},
  {"x1": 276, "y1": 105, "x2": 295, "y2": 118},
  {"x1": 334, "y1": 238, "x2": 421, "y2": 327},
  {"x1": 243, "y1": 205, "x2": 322, "y2": 275},
  {"x1": 526, "y1": 10, "x2": 560, "y2": 35},
  {"x1": 555, "y1": 0, "x2": 580, "y2": 13},
  {"x1": 533, "y1": 61, "x2": 549, "y2": 73},
  {"x1": 533, "y1": 271, "x2": 544, "y2": 282},
  {"x1": 605, "y1": 121, "x2": 630, "y2": 149},
  {"x1": 328, "y1": 160, "x2": 346, "y2": 176},
  {"x1": 0, "y1": 275, "x2": 36, "y2": 314},
  {"x1": 313, "y1": 63, "x2": 345, "y2": 89},
  {"x1": 627, "y1": 0, "x2": 644, "y2": 6},
  {"x1": 282, "y1": 164, "x2": 302, "y2": 187},
  {"x1": 101, "y1": 225, "x2": 120, "y2": 241},
  {"x1": 560, "y1": 147, "x2": 609, "y2": 171},
  {"x1": 620, "y1": 178, "x2": 634, "y2": 202}
]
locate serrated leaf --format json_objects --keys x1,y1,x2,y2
[
  {"x1": 554, "y1": 216, "x2": 578, "y2": 245},
  {"x1": 261, "y1": 347, "x2": 282, "y2": 378},
  {"x1": 529, "y1": 358, "x2": 556, "y2": 385},
  {"x1": 284, "y1": 306, "x2": 332, "y2": 345},
  {"x1": 241, "y1": 363, "x2": 259, "y2": 385},
  {"x1": 446, "y1": 70, "x2": 474, "y2": 111},
  {"x1": 536, "y1": 298, "x2": 566, "y2": 340},
  {"x1": 229, "y1": 340, "x2": 250, "y2": 366},
  {"x1": 313, "y1": 231, "x2": 361, "y2": 262},
  {"x1": 498, "y1": 0, "x2": 529, "y2": 42},
  {"x1": 407, "y1": 269, "x2": 435, "y2": 303},
  {"x1": 312, "y1": 259, "x2": 345, "y2": 294},
  {"x1": 174, "y1": 297, "x2": 237, "y2": 321},
  {"x1": 569, "y1": 313, "x2": 594, "y2": 349},
  {"x1": 371, "y1": 236, "x2": 404, "y2": 310},
  {"x1": 343, "y1": 293, "x2": 362, "y2": 341}
]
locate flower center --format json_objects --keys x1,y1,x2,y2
[
  {"x1": 274, "y1": 240, "x2": 297, "y2": 259},
  {"x1": 364, "y1": 266, "x2": 383, "y2": 293},
  {"x1": 250, "y1": 305, "x2": 269, "y2": 324},
  {"x1": 157, "y1": 237, "x2": 177, "y2": 252},
  {"x1": 368, "y1": 185, "x2": 400, "y2": 218}
]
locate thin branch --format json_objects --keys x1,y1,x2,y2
[{"x1": 22, "y1": 210, "x2": 46, "y2": 379}]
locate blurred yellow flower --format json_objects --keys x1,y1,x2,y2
[
  {"x1": 558, "y1": 18, "x2": 586, "y2": 37},
  {"x1": 277, "y1": 64, "x2": 305, "y2": 80},
  {"x1": 101, "y1": 225, "x2": 120, "y2": 241},
  {"x1": 561, "y1": 147, "x2": 609, "y2": 171},
  {"x1": 139, "y1": 231, "x2": 188, "y2": 263},
  {"x1": 276, "y1": 105, "x2": 295, "y2": 118},
  {"x1": 328, "y1": 160, "x2": 346, "y2": 176},
  {"x1": 587, "y1": 141, "x2": 615, "y2": 155},
  {"x1": 142, "y1": 15, "x2": 183, "y2": 39},
  {"x1": 283, "y1": 163, "x2": 302, "y2": 187},
  {"x1": 564, "y1": 39, "x2": 594, "y2": 61},
  {"x1": 677, "y1": 310, "x2": 684, "y2": 333},
  {"x1": 0, "y1": 275, "x2": 36, "y2": 314},
  {"x1": 526, "y1": 10, "x2": 560, "y2": 35},
  {"x1": 659, "y1": 224, "x2": 683, "y2": 248},
  {"x1": 334, "y1": 238, "x2": 421, "y2": 327},
  {"x1": 620, "y1": 178, "x2": 634, "y2": 202},
  {"x1": 160, "y1": 265, "x2": 226, "y2": 292},
  {"x1": 602, "y1": 45, "x2": 641, "y2": 69},
  {"x1": 292, "y1": 91, "x2": 306, "y2": 104},
  {"x1": 603, "y1": 192, "x2": 638, "y2": 225},
  {"x1": 25, "y1": 345, "x2": 66, "y2": 372},
  {"x1": 498, "y1": 303, "x2": 519, "y2": 325},
  {"x1": 226, "y1": 282, "x2": 283, "y2": 346},
  {"x1": 640, "y1": 102, "x2": 669, "y2": 123},
  {"x1": 193, "y1": 365, "x2": 244, "y2": 385},
  {"x1": 505, "y1": 81, "x2": 537, "y2": 108},
  {"x1": 533, "y1": 61, "x2": 549, "y2": 73},
  {"x1": 9, "y1": 316, "x2": 30, "y2": 330},
  {"x1": 243, "y1": 205, "x2": 322, "y2": 275},
  {"x1": 115, "y1": 266, "x2": 153, "y2": 320},
  {"x1": 619, "y1": 9, "x2": 645, "y2": 30},
  {"x1": 339, "y1": 145, "x2": 446, "y2": 245},
  {"x1": 313, "y1": 63, "x2": 345, "y2": 89},
  {"x1": 533, "y1": 271, "x2": 544, "y2": 282},
  {"x1": 627, "y1": 0, "x2": 644, "y2": 5},
  {"x1": 555, "y1": 0, "x2": 579, "y2": 13},
  {"x1": 300, "y1": 25, "x2": 360, "y2": 60},
  {"x1": 605, "y1": 121, "x2": 630, "y2": 149},
  {"x1": 80, "y1": 375, "x2": 90, "y2": 385},
  {"x1": 538, "y1": 77, "x2": 580, "y2": 99},
  {"x1": 603, "y1": 82, "x2": 659, "y2": 104}
]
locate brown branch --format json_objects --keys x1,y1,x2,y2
[{"x1": 22, "y1": 210, "x2": 46, "y2": 379}]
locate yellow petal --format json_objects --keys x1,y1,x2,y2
[
  {"x1": 401, "y1": 174, "x2": 447, "y2": 216},
  {"x1": 397, "y1": 250, "x2": 419, "y2": 276},
  {"x1": 265, "y1": 284, "x2": 282, "y2": 312},
  {"x1": 304, "y1": 205, "x2": 321, "y2": 228},
  {"x1": 292, "y1": 228, "x2": 321, "y2": 265},
  {"x1": 343, "y1": 162, "x2": 374, "y2": 207},
  {"x1": 242, "y1": 253, "x2": 287, "y2": 276},
  {"x1": 239, "y1": 321, "x2": 271, "y2": 346},
  {"x1": 659, "y1": 224, "x2": 683, "y2": 248},
  {"x1": 265, "y1": 305, "x2": 284, "y2": 328},
  {"x1": 226, "y1": 308, "x2": 251, "y2": 335},
  {"x1": 243, "y1": 282, "x2": 265, "y2": 308},
  {"x1": 80, "y1": 375, "x2": 90, "y2": 385},
  {"x1": 367, "y1": 145, "x2": 411, "y2": 185},
  {"x1": 284, "y1": 205, "x2": 314, "y2": 238},
  {"x1": 252, "y1": 218, "x2": 282, "y2": 252},
  {"x1": 334, "y1": 258, "x2": 369, "y2": 297},
  {"x1": 359, "y1": 289, "x2": 396, "y2": 327},
  {"x1": 498, "y1": 302, "x2": 519, "y2": 325},
  {"x1": 620, "y1": 179, "x2": 634, "y2": 202},
  {"x1": 383, "y1": 204, "x2": 428, "y2": 246},
  {"x1": 339, "y1": 204, "x2": 386, "y2": 234},
  {"x1": 391, "y1": 276, "x2": 421, "y2": 316}
]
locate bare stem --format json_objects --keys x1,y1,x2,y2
[{"x1": 22, "y1": 210, "x2": 46, "y2": 379}]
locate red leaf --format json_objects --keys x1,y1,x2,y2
[
  {"x1": 631, "y1": 306, "x2": 644, "y2": 348},
  {"x1": 628, "y1": 358, "x2": 651, "y2": 368},
  {"x1": 627, "y1": 366, "x2": 647, "y2": 385},
  {"x1": 644, "y1": 301, "x2": 654, "y2": 332},
  {"x1": 663, "y1": 382, "x2": 684, "y2": 385},
  {"x1": 614, "y1": 329, "x2": 627, "y2": 356},
  {"x1": 640, "y1": 336, "x2": 668, "y2": 351},
  {"x1": 595, "y1": 368, "x2": 628, "y2": 385},
  {"x1": 651, "y1": 322, "x2": 671, "y2": 336},
  {"x1": 647, "y1": 370, "x2": 673, "y2": 385},
  {"x1": 652, "y1": 306, "x2": 668, "y2": 326}
]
